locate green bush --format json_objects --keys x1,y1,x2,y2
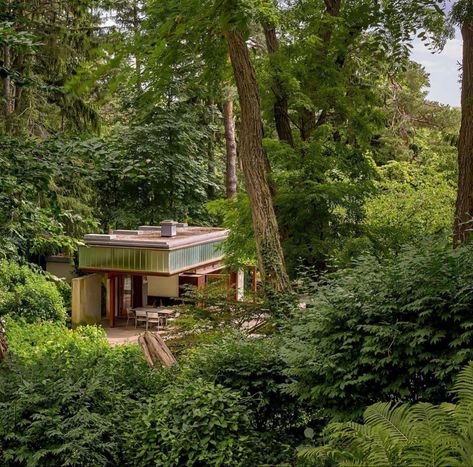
[
  {"x1": 300, "y1": 362, "x2": 473, "y2": 467},
  {"x1": 0, "y1": 261, "x2": 66, "y2": 323},
  {"x1": 0, "y1": 320, "x2": 172, "y2": 467},
  {"x1": 54, "y1": 279, "x2": 72, "y2": 314},
  {"x1": 183, "y1": 333, "x2": 304, "y2": 432},
  {"x1": 363, "y1": 158, "x2": 455, "y2": 256},
  {"x1": 181, "y1": 333, "x2": 308, "y2": 464},
  {"x1": 283, "y1": 241, "x2": 473, "y2": 417},
  {"x1": 126, "y1": 379, "x2": 255, "y2": 466}
]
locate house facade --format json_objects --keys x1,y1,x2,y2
[{"x1": 72, "y1": 221, "x2": 233, "y2": 327}]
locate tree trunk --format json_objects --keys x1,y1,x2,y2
[
  {"x1": 224, "y1": 29, "x2": 291, "y2": 293},
  {"x1": 3, "y1": 44, "x2": 13, "y2": 115},
  {"x1": 264, "y1": 26, "x2": 294, "y2": 147},
  {"x1": 0, "y1": 319, "x2": 7, "y2": 362},
  {"x1": 321, "y1": 0, "x2": 342, "y2": 46},
  {"x1": 223, "y1": 99, "x2": 238, "y2": 198},
  {"x1": 454, "y1": 21, "x2": 473, "y2": 245},
  {"x1": 206, "y1": 98, "x2": 217, "y2": 199}
]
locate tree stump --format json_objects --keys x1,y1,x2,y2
[
  {"x1": 138, "y1": 331, "x2": 176, "y2": 368},
  {"x1": 0, "y1": 318, "x2": 7, "y2": 362}
]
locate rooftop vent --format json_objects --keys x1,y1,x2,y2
[{"x1": 160, "y1": 220, "x2": 178, "y2": 237}]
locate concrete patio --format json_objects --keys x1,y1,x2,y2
[{"x1": 102, "y1": 319, "x2": 166, "y2": 346}]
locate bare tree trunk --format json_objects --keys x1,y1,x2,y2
[
  {"x1": 264, "y1": 26, "x2": 294, "y2": 147},
  {"x1": 223, "y1": 99, "x2": 238, "y2": 198},
  {"x1": 454, "y1": 21, "x2": 473, "y2": 244},
  {"x1": 224, "y1": 29, "x2": 291, "y2": 293}
]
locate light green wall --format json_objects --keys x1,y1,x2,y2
[{"x1": 79, "y1": 240, "x2": 224, "y2": 274}]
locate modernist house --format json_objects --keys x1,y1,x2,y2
[{"x1": 72, "y1": 221, "x2": 238, "y2": 327}]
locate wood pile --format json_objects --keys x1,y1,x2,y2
[{"x1": 138, "y1": 331, "x2": 176, "y2": 368}]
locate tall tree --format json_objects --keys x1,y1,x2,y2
[
  {"x1": 145, "y1": 0, "x2": 291, "y2": 292},
  {"x1": 0, "y1": 0, "x2": 103, "y2": 135},
  {"x1": 225, "y1": 28, "x2": 290, "y2": 292},
  {"x1": 453, "y1": 2, "x2": 473, "y2": 244}
]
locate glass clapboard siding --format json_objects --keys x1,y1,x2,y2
[{"x1": 78, "y1": 240, "x2": 224, "y2": 274}]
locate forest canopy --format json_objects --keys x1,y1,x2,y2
[{"x1": 0, "y1": 0, "x2": 461, "y2": 274}]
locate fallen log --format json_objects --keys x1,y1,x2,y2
[
  {"x1": 138, "y1": 331, "x2": 176, "y2": 368},
  {"x1": 138, "y1": 335, "x2": 154, "y2": 367},
  {"x1": 0, "y1": 318, "x2": 7, "y2": 362}
]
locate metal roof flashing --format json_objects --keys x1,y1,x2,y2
[
  {"x1": 84, "y1": 234, "x2": 117, "y2": 241},
  {"x1": 83, "y1": 227, "x2": 229, "y2": 251}
]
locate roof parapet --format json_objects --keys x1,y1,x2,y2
[
  {"x1": 84, "y1": 234, "x2": 117, "y2": 241},
  {"x1": 112, "y1": 229, "x2": 144, "y2": 235}
]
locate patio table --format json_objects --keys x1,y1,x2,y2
[{"x1": 132, "y1": 307, "x2": 174, "y2": 330}]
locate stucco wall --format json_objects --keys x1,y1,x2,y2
[
  {"x1": 72, "y1": 274, "x2": 103, "y2": 327},
  {"x1": 46, "y1": 258, "x2": 75, "y2": 281},
  {"x1": 147, "y1": 275, "x2": 179, "y2": 298}
]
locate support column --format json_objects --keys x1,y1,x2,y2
[{"x1": 107, "y1": 274, "x2": 116, "y2": 328}]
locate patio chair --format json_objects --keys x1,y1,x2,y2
[
  {"x1": 126, "y1": 307, "x2": 136, "y2": 328},
  {"x1": 135, "y1": 310, "x2": 148, "y2": 328},
  {"x1": 145, "y1": 311, "x2": 161, "y2": 331}
]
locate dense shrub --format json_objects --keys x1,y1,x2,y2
[
  {"x1": 53, "y1": 279, "x2": 72, "y2": 315},
  {"x1": 0, "y1": 321, "x2": 172, "y2": 467},
  {"x1": 183, "y1": 333, "x2": 304, "y2": 432},
  {"x1": 363, "y1": 158, "x2": 455, "y2": 256},
  {"x1": 300, "y1": 362, "x2": 473, "y2": 467},
  {"x1": 126, "y1": 380, "x2": 254, "y2": 466},
  {"x1": 283, "y1": 242, "x2": 473, "y2": 417},
  {"x1": 0, "y1": 261, "x2": 66, "y2": 323},
  {"x1": 181, "y1": 333, "x2": 309, "y2": 464}
]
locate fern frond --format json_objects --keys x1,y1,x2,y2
[
  {"x1": 345, "y1": 419, "x2": 404, "y2": 467},
  {"x1": 454, "y1": 362, "x2": 473, "y2": 403},
  {"x1": 406, "y1": 433, "x2": 459, "y2": 467},
  {"x1": 297, "y1": 444, "x2": 354, "y2": 463},
  {"x1": 453, "y1": 362, "x2": 473, "y2": 430},
  {"x1": 401, "y1": 402, "x2": 459, "y2": 467},
  {"x1": 451, "y1": 424, "x2": 473, "y2": 467},
  {"x1": 362, "y1": 402, "x2": 415, "y2": 443},
  {"x1": 411, "y1": 402, "x2": 457, "y2": 433}
]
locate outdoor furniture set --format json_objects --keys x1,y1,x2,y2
[{"x1": 126, "y1": 306, "x2": 175, "y2": 331}]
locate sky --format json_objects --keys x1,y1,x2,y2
[{"x1": 411, "y1": 27, "x2": 462, "y2": 107}]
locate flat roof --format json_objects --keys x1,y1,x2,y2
[{"x1": 83, "y1": 226, "x2": 229, "y2": 250}]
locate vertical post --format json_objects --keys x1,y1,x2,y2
[
  {"x1": 226, "y1": 273, "x2": 232, "y2": 300},
  {"x1": 109, "y1": 274, "x2": 116, "y2": 328}
]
